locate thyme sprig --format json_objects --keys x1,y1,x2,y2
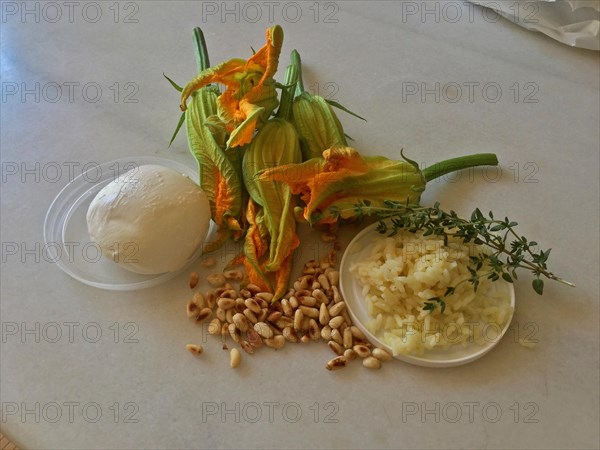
[{"x1": 338, "y1": 200, "x2": 574, "y2": 312}]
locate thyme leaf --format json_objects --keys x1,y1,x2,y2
[{"x1": 352, "y1": 201, "x2": 574, "y2": 313}]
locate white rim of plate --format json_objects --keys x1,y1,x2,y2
[
  {"x1": 43, "y1": 155, "x2": 213, "y2": 291},
  {"x1": 339, "y1": 220, "x2": 516, "y2": 368}
]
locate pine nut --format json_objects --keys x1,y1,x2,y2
[
  {"x1": 217, "y1": 297, "x2": 236, "y2": 310},
  {"x1": 289, "y1": 297, "x2": 299, "y2": 309},
  {"x1": 216, "y1": 307, "x2": 226, "y2": 322},
  {"x1": 321, "y1": 325, "x2": 332, "y2": 341},
  {"x1": 240, "y1": 340, "x2": 254, "y2": 354},
  {"x1": 254, "y1": 322, "x2": 273, "y2": 339},
  {"x1": 233, "y1": 313, "x2": 249, "y2": 332},
  {"x1": 206, "y1": 291, "x2": 216, "y2": 309},
  {"x1": 319, "y1": 303, "x2": 330, "y2": 326},
  {"x1": 230, "y1": 348, "x2": 241, "y2": 368},
  {"x1": 222, "y1": 289, "x2": 237, "y2": 299},
  {"x1": 343, "y1": 328, "x2": 354, "y2": 350},
  {"x1": 350, "y1": 326, "x2": 367, "y2": 341},
  {"x1": 200, "y1": 257, "x2": 217, "y2": 267},
  {"x1": 311, "y1": 281, "x2": 321, "y2": 290},
  {"x1": 299, "y1": 275, "x2": 312, "y2": 290},
  {"x1": 193, "y1": 292, "x2": 206, "y2": 309},
  {"x1": 224, "y1": 269, "x2": 244, "y2": 281},
  {"x1": 229, "y1": 323, "x2": 241, "y2": 343},
  {"x1": 207, "y1": 273, "x2": 226, "y2": 287},
  {"x1": 317, "y1": 274, "x2": 330, "y2": 291},
  {"x1": 300, "y1": 334, "x2": 311, "y2": 344},
  {"x1": 328, "y1": 340, "x2": 344, "y2": 355},
  {"x1": 299, "y1": 306, "x2": 319, "y2": 318},
  {"x1": 257, "y1": 308, "x2": 268, "y2": 322},
  {"x1": 186, "y1": 344, "x2": 203, "y2": 355},
  {"x1": 256, "y1": 299, "x2": 269, "y2": 311},
  {"x1": 208, "y1": 318, "x2": 221, "y2": 335},
  {"x1": 308, "y1": 319, "x2": 320, "y2": 341},
  {"x1": 186, "y1": 300, "x2": 198, "y2": 319},
  {"x1": 313, "y1": 289, "x2": 328, "y2": 305},
  {"x1": 246, "y1": 284, "x2": 261, "y2": 294},
  {"x1": 363, "y1": 356, "x2": 382, "y2": 369},
  {"x1": 326, "y1": 355, "x2": 347, "y2": 370},
  {"x1": 239, "y1": 289, "x2": 252, "y2": 299},
  {"x1": 372, "y1": 348, "x2": 393, "y2": 361},
  {"x1": 243, "y1": 308, "x2": 258, "y2": 324},
  {"x1": 267, "y1": 311, "x2": 282, "y2": 323},
  {"x1": 255, "y1": 292, "x2": 273, "y2": 302},
  {"x1": 195, "y1": 308, "x2": 212, "y2": 323},
  {"x1": 301, "y1": 316, "x2": 311, "y2": 331},
  {"x1": 235, "y1": 298, "x2": 246, "y2": 313},
  {"x1": 294, "y1": 309, "x2": 304, "y2": 331},
  {"x1": 264, "y1": 335, "x2": 285, "y2": 349},
  {"x1": 275, "y1": 317, "x2": 294, "y2": 329},
  {"x1": 329, "y1": 316, "x2": 345, "y2": 329},
  {"x1": 244, "y1": 298, "x2": 261, "y2": 314},
  {"x1": 331, "y1": 328, "x2": 343, "y2": 345},
  {"x1": 353, "y1": 344, "x2": 371, "y2": 358},
  {"x1": 281, "y1": 299, "x2": 293, "y2": 317},
  {"x1": 189, "y1": 272, "x2": 200, "y2": 289},
  {"x1": 299, "y1": 296, "x2": 316, "y2": 307},
  {"x1": 328, "y1": 301, "x2": 346, "y2": 317},
  {"x1": 344, "y1": 349, "x2": 357, "y2": 361},
  {"x1": 341, "y1": 310, "x2": 352, "y2": 326},
  {"x1": 246, "y1": 329, "x2": 263, "y2": 348},
  {"x1": 214, "y1": 286, "x2": 229, "y2": 297},
  {"x1": 326, "y1": 270, "x2": 340, "y2": 287},
  {"x1": 283, "y1": 327, "x2": 299, "y2": 343},
  {"x1": 225, "y1": 309, "x2": 234, "y2": 324},
  {"x1": 332, "y1": 285, "x2": 342, "y2": 303}
]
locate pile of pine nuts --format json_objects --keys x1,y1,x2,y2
[{"x1": 186, "y1": 254, "x2": 393, "y2": 371}]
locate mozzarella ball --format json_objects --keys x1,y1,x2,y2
[{"x1": 86, "y1": 164, "x2": 211, "y2": 274}]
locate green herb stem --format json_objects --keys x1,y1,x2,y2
[{"x1": 346, "y1": 201, "x2": 574, "y2": 311}]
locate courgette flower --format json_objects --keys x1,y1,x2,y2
[
  {"x1": 180, "y1": 25, "x2": 284, "y2": 148},
  {"x1": 260, "y1": 147, "x2": 499, "y2": 225}
]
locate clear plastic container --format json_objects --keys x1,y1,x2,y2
[{"x1": 44, "y1": 156, "x2": 214, "y2": 291}]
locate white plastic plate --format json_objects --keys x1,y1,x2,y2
[{"x1": 339, "y1": 220, "x2": 515, "y2": 367}]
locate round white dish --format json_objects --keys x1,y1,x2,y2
[
  {"x1": 43, "y1": 156, "x2": 214, "y2": 291},
  {"x1": 339, "y1": 220, "x2": 516, "y2": 368}
]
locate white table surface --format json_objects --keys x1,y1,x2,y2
[{"x1": 1, "y1": 1, "x2": 599, "y2": 449}]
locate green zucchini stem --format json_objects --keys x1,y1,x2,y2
[
  {"x1": 422, "y1": 153, "x2": 499, "y2": 182},
  {"x1": 193, "y1": 27, "x2": 210, "y2": 72},
  {"x1": 290, "y1": 49, "x2": 304, "y2": 95}
]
